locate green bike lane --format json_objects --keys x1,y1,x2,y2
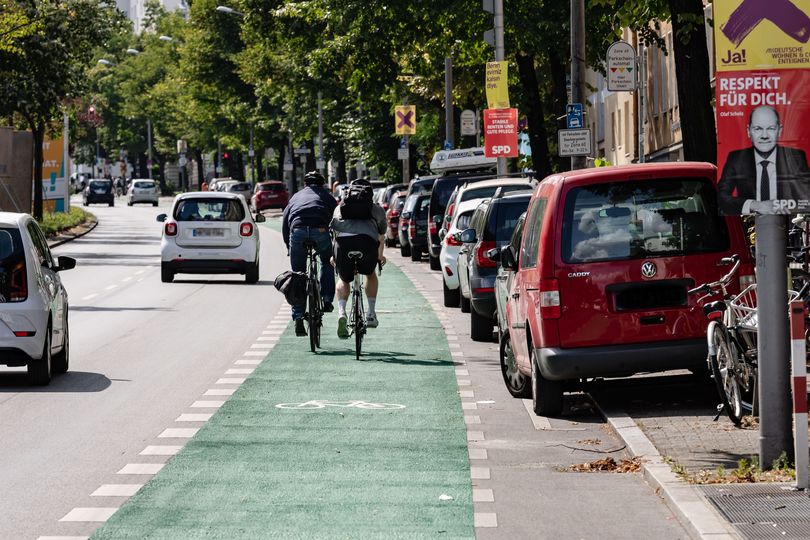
[{"x1": 91, "y1": 228, "x2": 474, "y2": 538}]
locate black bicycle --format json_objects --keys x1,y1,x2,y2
[
  {"x1": 346, "y1": 254, "x2": 383, "y2": 360},
  {"x1": 304, "y1": 241, "x2": 323, "y2": 352}
]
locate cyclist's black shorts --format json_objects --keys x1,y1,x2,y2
[{"x1": 334, "y1": 234, "x2": 379, "y2": 283}]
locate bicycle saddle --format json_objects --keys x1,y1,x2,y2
[
  {"x1": 703, "y1": 301, "x2": 727, "y2": 317},
  {"x1": 347, "y1": 251, "x2": 364, "y2": 260}
]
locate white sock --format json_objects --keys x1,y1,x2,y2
[
  {"x1": 338, "y1": 299, "x2": 347, "y2": 317},
  {"x1": 367, "y1": 297, "x2": 376, "y2": 316}
]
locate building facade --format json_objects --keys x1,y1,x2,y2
[{"x1": 115, "y1": 0, "x2": 188, "y2": 33}]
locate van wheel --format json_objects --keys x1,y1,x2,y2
[
  {"x1": 161, "y1": 266, "x2": 174, "y2": 283},
  {"x1": 470, "y1": 308, "x2": 493, "y2": 342},
  {"x1": 52, "y1": 316, "x2": 69, "y2": 374},
  {"x1": 531, "y1": 348, "x2": 562, "y2": 416},
  {"x1": 443, "y1": 280, "x2": 460, "y2": 307},
  {"x1": 460, "y1": 294, "x2": 470, "y2": 313},
  {"x1": 429, "y1": 254, "x2": 441, "y2": 271},
  {"x1": 245, "y1": 262, "x2": 259, "y2": 284},
  {"x1": 28, "y1": 329, "x2": 52, "y2": 386},
  {"x1": 400, "y1": 244, "x2": 411, "y2": 257},
  {"x1": 410, "y1": 248, "x2": 421, "y2": 262},
  {"x1": 501, "y1": 333, "x2": 530, "y2": 398}
]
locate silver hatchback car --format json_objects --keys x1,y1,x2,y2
[
  {"x1": 0, "y1": 212, "x2": 75, "y2": 385},
  {"x1": 127, "y1": 179, "x2": 160, "y2": 206}
]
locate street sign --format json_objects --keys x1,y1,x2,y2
[
  {"x1": 283, "y1": 162, "x2": 293, "y2": 172},
  {"x1": 293, "y1": 147, "x2": 311, "y2": 155},
  {"x1": 248, "y1": 148, "x2": 255, "y2": 157},
  {"x1": 178, "y1": 155, "x2": 187, "y2": 167},
  {"x1": 558, "y1": 128, "x2": 592, "y2": 157},
  {"x1": 566, "y1": 103, "x2": 583, "y2": 129},
  {"x1": 316, "y1": 159, "x2": 326, "y2": 169},
  {"x1": 607, "y1": 41, "x2": 637, "y2": 92},
  {"x1": 395, "y1": 105, "x2": 416, "y2": 135},
  {"x1": 176, "y1": 139, "x2": 187, "y2": 154},
  {"x1": 460, "y1": 109, "x2": 477, "y2": 136},
  {"x1": 399, "y1": 137, "x2": 407, "y2": 149},
  {"x1": 483, "y1": 108, "x2": 518, "y2": 158},
  {"x1": 398, "y1": 147, "x2": 409, "y2": 160}
]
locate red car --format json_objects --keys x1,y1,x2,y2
[
  {"x1": 499, "y1": 162, "x2": 753, "y2": 416},
  {"x1": 251, "y1": 181, "x2": 288, "y2": 211},
  {"x1": 384, "y1": 191, "x2": 407, "y2": 247}
]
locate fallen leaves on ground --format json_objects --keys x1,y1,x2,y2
[
  {"x1": 576, "y1": 438, "x2": 602, "y2": 446},
  {"x1": 567, "y1": 457, "x2": 643, "y2": 473}
]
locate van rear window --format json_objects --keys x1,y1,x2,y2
[{"x1": 562, "y1": 178, "x2": 730, "y2": 263}]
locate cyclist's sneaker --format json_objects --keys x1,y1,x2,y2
[
  {"x1": 323, "y1": 300, "x2": 334, "y2": 313},
  {"x1": 366, "y1": 313, "x2": 379, "y2": 328},
  {"x1": 295, "y1": 318, "x2": 307, "y2": 337},
  {"x1": 337, "y1": 316, "x2": 349, "y2": 339}
]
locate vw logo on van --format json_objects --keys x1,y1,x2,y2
[{"x1": 640, "y1": 261, "x2": 657, "y2": 279}]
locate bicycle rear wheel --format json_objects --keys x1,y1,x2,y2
[
  {"x1": 353, "y1": 290, "x2": 364, "y2": 360},
  {"x1": 307, "y1": 287, "x2": 318, "y2": 352},
  {"x1": 710, "y1": 325, "x2": 745, "y2": 425}
]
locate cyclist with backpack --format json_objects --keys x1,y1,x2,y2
[
  {"x1": 330, "y1": 178, "x2": 387, "y2": 338},
  {"x1": 282, "y1": 170, "x2": 337, "y2": 336}
]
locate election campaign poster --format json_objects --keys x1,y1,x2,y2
[{"x1": 715, "y1": 0, "x2": 810, "y2": 215}]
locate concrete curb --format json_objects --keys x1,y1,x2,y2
[
  {"x1": 598, "y1": 406, "x2": 739, "y2": 540},
  {"x1": 47, "y1": 217, "x2": 98, "y2": 248}
]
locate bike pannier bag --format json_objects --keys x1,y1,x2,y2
[
  {"x1": 340, "y1": 184, "x2": 374, "y2": 219},
  {"x1": 274, "y1": 270, "x2": 308, "y2": 306}
]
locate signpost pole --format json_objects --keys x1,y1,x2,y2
[
  {"x1": 445, "y1": 57, "x2": 454, "y2": 149},
  {"x1": 403, "y1": 135, "x2": 410, "y2": 184},
  {"x1": 570, "y1": 0, "x2": 587, "y2": 170},
  {"x1": 147, "y1": 118, "x2": 153, "y2": 179},
  {"x1": 318, "y1": 91, "x2": 325, "y2": 176},
  {"x1": 63, "y1": 112, "x2": 70, "y2": 211},
  {"x1": 637, "y1": 42, "x2": 645, "y2": 163},
  {"x1": 494, "y1": 0, "x2": 507, "y2": 176}
]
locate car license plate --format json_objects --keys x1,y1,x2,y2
[
  {"x1": 94, "y1": 189, "x2": 106, "y2": 194},
  {"x1": 192, "y1": 228, "x2": 224, "y2": 237}
]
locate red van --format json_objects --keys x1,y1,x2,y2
[{"x1": 500, "y1": 162, "x2": 753, "y2": 416}]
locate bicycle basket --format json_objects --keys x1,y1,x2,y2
[{"x1": 729, "y1": 284, "x2": 800, "y2": 349}]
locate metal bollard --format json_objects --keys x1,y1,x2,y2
[{"x1": 790, "y1": 300, "x2": 808, "y2": 489}]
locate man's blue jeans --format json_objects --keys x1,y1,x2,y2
[{"x1": 289, "y1": 227, "x2": 334, "y2": 320}]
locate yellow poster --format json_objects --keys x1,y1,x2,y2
[
  {"x1": 714, "y1": 0, "x2": 810, "y2": 72},
  {"x1": 485, "y1": 61, "x2": 510, "y2": 109},
  {"x1": 395, "y1": 105, "x2": 416, "y2": 135},
  {"x1": 41, "y1": 135, "x2": 67, "y2": 212}
]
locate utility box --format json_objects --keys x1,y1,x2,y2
[{"x1": 0, "y1": 127, "x2": 33, "y2": 213}]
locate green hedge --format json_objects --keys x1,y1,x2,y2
[{"x1": 38, "y1": 207, "x2": 93, "y2": 237}]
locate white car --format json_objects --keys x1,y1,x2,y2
[
  {"x1": 225, "y1": 181, "x2": 252, "y2": 202},
  {"x1": 439, "y1": 199, "x2": 484, "y2": 307},
  {"x1": 0, "y1": 212, "x2": 75, "y2": 385},
  {"x1": 157, "y1": 192, "x2": 264, "y2": 283},
  {"x1": 127, "y1": 179, "x2": 159, "y2": 206}
]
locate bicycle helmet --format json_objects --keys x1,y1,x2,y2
[{"x1": 304, "y1": 170, "x2": 326, "y2": 186}]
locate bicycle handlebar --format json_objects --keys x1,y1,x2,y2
[{"x1": 688, "y1": 254, "x2": 742, "y2": 298}]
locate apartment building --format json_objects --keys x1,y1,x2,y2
[
  {"x1": 585, "y1": 4, "x2": 714, "y2": 166},
  {"x1": 115, "y1": 0, "x2": 189, "y2": 33}
]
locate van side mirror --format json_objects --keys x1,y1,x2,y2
[
  {"x1": 459, "y1": 228, "x2": 477, "y2": 244},
  {"x1": 501, "y1": 246, "x2": 518, "y2": 271},
  {"x1": 254, "y1": 213, "x2": 266, "y2": 223},
  {"x1": 55, "y1": 256, "x2": 76, "y2": 272},
  {"x1": 156, "y1": 213, "x2": 167, "y2": 222}
]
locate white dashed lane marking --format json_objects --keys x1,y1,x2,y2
[
  {"x1": 177, "y1": 413, "x2": 212, "y2": 422},
  {"x1": 59, "y1": 508, "x2": 117, "y2": 522},
  {"x1": 473, "y1": 489, "x2": 495, "y2": 502},
  {"x1": 204, "y1": 388, "x2": 235, "y2": 396},
  {"x1": 159, "y1": 428, "x2": 199, "y2": 438},
  {"x1": 91, "y1": 484, "x2": 143, "y2": 497},
  {"x1": 474, "y1": 513, "x2": 498, "y2": 528},
  {"x1": 226, "y1": 368, "x2": 255, "y2": 374},
  {"x1": 469, "y1": 448, "x2": 488, "y2": 460},
  {"x1": 216, "y1": 377, "x2": 246, "y2": 384},
  {"x1": 191, "y1": 400, "x2": 225, "y2": 408},
  {"x1": 234, "y1": 359, "x2": 261, "y2": 365},
  {"x1": 242, "y1": 351, "x2": 266, "y2": 357},
  {"x1": 140, "y1": 445, "x2": 182, "y2": 456},
  {"x1": 117, "y1": 463, "x2": 164, "y2": 475},
  {"x1": 104, "y1": 285, "x2": 117, "y2": 291},
  {"x1": 81, "y1": 293, "x2": 98, "y2": 301}
]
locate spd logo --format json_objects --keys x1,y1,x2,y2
[{"x1": 491, "y1": 145, "x2": 512, "y2": 155}]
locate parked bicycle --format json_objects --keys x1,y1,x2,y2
[
  {"x1": 304, "y1": 240, "x2": 323, "y2": 352},
  {"x1": 690, "y1": 254, "x2": 798, "y2": 425}
]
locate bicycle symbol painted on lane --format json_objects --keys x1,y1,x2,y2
[{"x1": 275, "y1": 400, "x2": 406, "y2": 410}]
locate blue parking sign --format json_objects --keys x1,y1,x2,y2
[{"x1": 566, "y1": 103, "x2": 583, "y2": 129}]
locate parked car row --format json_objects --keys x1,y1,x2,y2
[{"x1": 394, "y1": 160, "x2": 754, "y2": 418}]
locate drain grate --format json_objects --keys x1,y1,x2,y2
[
  {"x1": 706, "y1": 491, "x2": 810, "y2": 523},
  {"x1": 737, "y1": 522, "x2": 810, "y2": 539}
]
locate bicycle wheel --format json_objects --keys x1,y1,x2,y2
[
  {"x1": 354, "y1": 289, "x2": 364, "y2": 360},
  {"x1": 710, "y1": 325, "x2": 745, "y2": 425},
  {"x1": 308, "y1": 285, "x2": 318, "y2": 352}
]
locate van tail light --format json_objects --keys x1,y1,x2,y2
[
  {"x1": 9, "y1": 260, "x2": 27, "y2": 302},
  {"x1": 14, "y1": 331, "x2": 36, "y2": 337},
  {"x1": 165, "y1": 222, "x2": 177, "y2": 236},
  {"x1": 429, "y1": 220, "x2": 438, "y2": 236},
  {"x1": 539, "y1": 278, "x2": 561, "y2": 319},
  {"x1": 408, "y1": 220, "x2": 416, "y2": 239},
  {"x1": 444, "y1": 266, "x2": 454, "y2": 277},
  {"x1": 739, "y1": 262, "x2": 755, "y2": 289},
  {"x1": 445, "y1": 234, "x2": 461, "y2": 247},
  {"x1": 446, "y1": 203, "x2": 455, "y2": 220},
  {"x1": 240, "y1": 223, "x2": 254, "y2": 237},
  {"x1": 475, "y1": 241, "x2": 498, "y2": 268}
]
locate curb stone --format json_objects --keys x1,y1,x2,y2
[
  {"x1": 47, "y1": 216, "x2": 98, "y2": 248},
  {"x1": 597, "y1": 405, "x2": 740, "y2": 540}
]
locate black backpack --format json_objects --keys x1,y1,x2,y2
[
  {"x1": 340, "y1": 184, "x2": 373, "y2": 219},
  {"x1": 273, "y1": 271, "x2": 308, "y2": 306}
]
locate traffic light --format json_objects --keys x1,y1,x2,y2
[{"x1": 223, "y1": 152, "x2": 229, "y2": 159}]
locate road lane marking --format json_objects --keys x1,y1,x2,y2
[
  {"x1": 91, "y1": 485, "x2": 143, "y2": 497},
  {"x1": 474, "y1": 513, "x2": 498, "y2": 528},
  {"x1": 82, "y1": 294, "x2": 98, "y2": 301},
  {"x1": 462, "y1": 402, "x2": 477, "y2": 410},
  {"x1": 59, "y1": 508, "x2": 118, "y2": 522},
  {"x1": 38, "y1": 536, "x2": 89, "y2": 540},
  {"x1": 257, "y1": 337, "x2": 278, "y2": 341},
  {"x1": 467, "y1": 431, "x2": 485, "y2": 441},
  {"x1": 216, "y1": 377, "x2": 246, "y2": 384},
  {"x1": 158, "y1": 428, "x2": 199, "y2": 438},
  {"x1": 261, "y1": 331, "x2": 281, "y2": 336},
  {"x1": 250, "y1": 343, "x2": 274, "y2": 349},
  {"x1": 469, "y1": 448, "x2": 488, "y2": 460},
  {"x1": 473, "y1": 489, "x2": 494, "y2": 502},
  {"x1": 243, "y1": 351, "x2": 266, "y2": 357},
  {"x1": 104, "y1": 285, "x2": 117, "y2": 291},
  {"x1": 117, "y1": 463, "x2": 164, "y2": 475},
  {"x1": 140, "y1": 445, "x2": 182, "y2": 456},
  {"x1": 234, "y1": 359, "x2": 261, "y2": 365},
  {"x1": 450, "y1": 351, "x2": 464, "y2": 357},
  {"x1": 464, "y1": 415, "x2": 481, "y2": 424},
  {"x1": 204, "y1": 388, "x2": 235, "y2": 396},
  {"x1": 470, "y1": 467, "x2": 490, "y2": 480},
  {"x1": 121, "y1": 277, "x2": 132, "y2": 282},
  {"x1": 176, "y1": 413, "x2": 212, "y2": 422},
  {"x1": 191, "y1": 400, "x2": 225, "y2": 408},
  {"x1": 455, "y1": 369, "x2": 469, "y2": 376},
  {"x1": 457, "y1": 379, "x2": 471, "y2": 386},
  {"x1": 459, "y1": 390, "x2": 474, "y2": 398},
  {"x1": 226, "y1": 368, "x2": 255, "y2": 374}
]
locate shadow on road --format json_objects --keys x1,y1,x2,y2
[
  {"x1": 0, "y1": 371, "x2": 112, "y2": 392},
  {"x1": 70, "y1": 305, "x2": 172, "y2": 312}
]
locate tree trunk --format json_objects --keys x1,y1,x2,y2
[
  {"x1": 236, "y1": 153, "x2": 245, "y2": 181},
  {"x1": 157, "y1": 155, "x2": 166, "y2": 191},
  {"x1": 32, "y1": 121, "x2": 45, "y2": 220},
  {"x1": 548, "y1": 49, "x2": 569, "y2": 172},
  {"x1": 194, "y1": 148, "x2": 204, "y2": 187},
  {"x1": 335, "y1": 141, "x2": 347, "y2": 185},
  {"x1": 515, "y1": 52, "x2": 552, "y2": 177},
  {"x1": 669, "y1": 0, "x2": 717, "y2": 163},
  {"x1": 256, "y1": 153, "x2": 264, "y2": 182}
]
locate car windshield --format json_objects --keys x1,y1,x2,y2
[
  {"x1": 0, "y1": 227, "x2": 24, "y2": 303},
  {"x1": 258, "y1": 183, "x2": 284, "y2": 192},
  {"x1": 562, "y1": 178, "x2": 730, "y2": 263},
  {"x1": 486, "y1": 199, "x2": 531, "y2": 242},
  {"x1": 230, "y1": 183, "x2": 251, "y2": 191},
  {"x1": 461, "y1": 184, "x2": 530, "y2": 203},
  {"x1": 134, "y1": 181, "x2": 154, "y2": 189},
  {"x1": 174, "y1": 198, "x2": 246, "y2": 222}
]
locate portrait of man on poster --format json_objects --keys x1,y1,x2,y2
[{"x1": 718, "y1": 105, "x2": 810, "y2": 215}]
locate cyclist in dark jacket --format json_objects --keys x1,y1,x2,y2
[{"x1": 282, "y1": 171, "x2": 337, "y2": 336}]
